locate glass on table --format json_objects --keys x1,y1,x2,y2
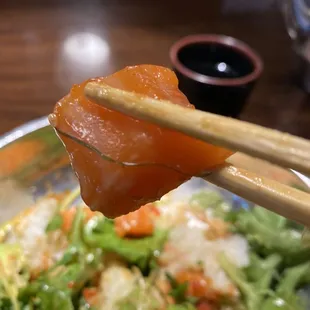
[{"x1": 280, "y1": 0, "x2": 310, "y2": 92}]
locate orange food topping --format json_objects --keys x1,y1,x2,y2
[
  {"x1": 82, "y1": 287, "x2": 98, "y2": 306},
  {"x1": 205, "y1": 217, "x2": 230, "y2": 240},
  {"x1": 197, "y1": 301, "x2": 215, "y2": 310},
  {"x1": 61, "y1": 206, "x2": 96, "y2": 233},
  {"x1": 0, "y1": 140, "x2": 44, "y2": 177},
  {"x1": 175, "y1": 269, "x2": 219, "y2": 301},
  {"x1": 67, "y1": 281, "x2": 75, "y2": 289},
  {"x1": 51, "y1": 65, "x2": 232, "y2": 217},
  {"x1": 115, "y1": 203, "x2": 155, "y2": 238}
]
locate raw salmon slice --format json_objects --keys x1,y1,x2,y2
[{"x1": 50, "y1": 65, "x2": 232, "y2": 218}]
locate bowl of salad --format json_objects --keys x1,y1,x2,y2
[{"x1": 0, "y1": 117, "x2": 310, "y2": 310}]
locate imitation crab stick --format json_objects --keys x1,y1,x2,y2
[{"x1": 50, "y1": 65, "x2": 232, "y2": 218}]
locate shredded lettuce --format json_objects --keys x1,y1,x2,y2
[{"x1": 0, "y1": 244, "x2": 29, "y2": 310}]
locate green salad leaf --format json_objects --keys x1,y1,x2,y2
[
  {"x1": 219, "y1": 252, "x2": 283, "y2": 310},
  {"x1": 261, "y1": 262, "x2": 310, "y2": 310},
  {"x1": 165, "y1": 273, "x2": 197, "y2": 305},
  {"x1": 189, "y1": 191, "x2": 234, "y2": 219},
  {"x1": 234, "y1": 207, "x2": 310, "y2": 265},
  {"x1": 45, "y1": 186, "x2": 81, "y2": 233},
  {"x1": 190, "y1": 191, "x2": 224, "y2": 209},
  {"x1": 244, "y1": 253, "x2": 282, "y2": 291},
  {"x1": 250, "y1": 207, "x2": 287, "y2": 230},
  {"x1": 83, "y1": 216, "x2": 167, "y2": 271},
  {"x1": 167, "y1": 304, "x2": 196, "y2": 310},
  {"x1": 45, "y1": 213, "x2": 63, "y2": 232},
  {"x1": 3, "y1": 186, "x2": 310, "y2": 310},
  {"x1": 219, "y1": 254, "x2": 260, "y2": 310},
  {"x1": 19, "y1": 208, "x2": 102, "y2": 310}
]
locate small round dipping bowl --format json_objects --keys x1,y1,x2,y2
[{"x1": 170, "y1": 34, "x2": 263, "y2": 118}]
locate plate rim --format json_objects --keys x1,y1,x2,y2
[
  {"x1": 0, "y1": 116, "x2": 49, "y2": 149},
  {"x1": 1, "y1": 116, "x2": 310, "y2": 189}
]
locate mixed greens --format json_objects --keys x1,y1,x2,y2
[{"x1": 0, "y1": 187, "x2": 310, "y2": 310}]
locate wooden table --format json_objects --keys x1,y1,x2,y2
[{"x1": 0, "y1": 0, "x2": 309, "y2": 138}]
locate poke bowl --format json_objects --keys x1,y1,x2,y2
[{"x1": 0, "y1": 117, "x2": 310, "y2": 310}]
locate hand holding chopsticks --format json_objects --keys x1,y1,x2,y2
[{"x1": 84, "y1": 81, "x2": 310, "y2": 226}]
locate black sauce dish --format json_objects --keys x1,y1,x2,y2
[{"x1": 170, "y1": 34, "x2": 264, "y2": 118}]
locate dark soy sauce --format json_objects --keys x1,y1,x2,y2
[{"x1": 177, "y1": 43, "x2": 254, "y2": 79}]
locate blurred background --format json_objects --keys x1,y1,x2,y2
[{"x1": 0, "y1": 0, "x2": 309, "y2": 138}]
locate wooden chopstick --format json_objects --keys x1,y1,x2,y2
[
  {"x1": 84, "y1": 81, "x2": 310, "y2": 225},
  {"x1": 205, "y1": 165, "x2": 310, "y2": 226},
  {"x1": 85, "y1": 81, "x2": 310, "y2": 176}
]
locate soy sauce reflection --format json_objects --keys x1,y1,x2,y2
[{"x1": 178, "y1": 43, "x2": 254, "y2": 79}]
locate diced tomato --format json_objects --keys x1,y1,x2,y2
[
  {"x1": 175, "y1": 270, "x2": 218, "y2": 301},
  {"x1": 115, "y1": 204, "x2": 154, "y2": 237},
  {"x1": 67, "y1": 281, "x2": 75, "y2": 289},
  {"x1": 42, "y1": 251, "x2": 50, "y2": 270},
  {"x1": 61, "y1": 206, "x2": 96, "y2": 233},
  {"x1": 145, "y1": 203, "x2": 161, "y2": 216},
  {"x1": 83, "y1": 287, "x2": 98, "y2": 305},
  {"x1": 196, "y1": 301, "x2": 213, "y2": 310}
]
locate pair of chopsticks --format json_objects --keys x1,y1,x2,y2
[{"x1": 84, "y1": 82, "x2": 310, "y2": 226}]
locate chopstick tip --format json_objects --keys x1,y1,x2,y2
[
  {"x1": 48, "y1": 113, "x2": 58, "y2": 127},
  {"x1": 85, "y1": 81, "x2": 109, "y2": 98}
]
